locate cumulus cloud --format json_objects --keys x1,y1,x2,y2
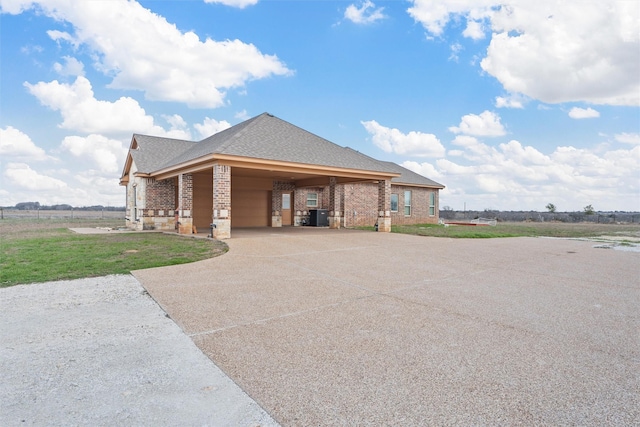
[
  {"x1": 345, "y1": 1, "x2": 386, "y2": 25},
  {"x1": 495, "y1": 93, "x2": 526, "y2": 109},
  {"x1": 615, "y1": 132, "x2": 640, "y2": 145},
  {"x1": 61, "y1": 134, "x2": 128, "y2": 174},
  {"x1": 400, "y1": 138, "x2": 639, "y2": 211},
  {"x1": 568, "y1": 107, "x2": 600, "y2": 119},
  {"x1": 0, "y1": 126, "x2": 49, "y2": 161},
  {"x1": 11, "y1": 0, "x2": 291, "y2": 108},
  {"x1": 361, "y1": 120, "x2": 445, "y2": 157},
  {"x1": 194, "y1": 117, "x2": 232, "y2": 139},
  {"x1": 408, "y1": 1, "x2": 640, "y2": 106},
  {"x1": 25, "y1": 76, "x2": 190, "y2": 139},
  {"x1": 449, "y1": 110, "x2": 506, "y2": 136},
  {"x1": 4, "y1": 163, "x2": 68, "y2": 191},
  {"x1": 53, "y1": 56, "x2": 84, "y2": 76}
]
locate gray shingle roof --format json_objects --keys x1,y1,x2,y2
[
  {"x1": 126, "y1": 113, "x2": 443, "y2": 189},
  {"x1": 130, "y1": 134, "x2": 195, "y2": 174},
  {"x1": 383, "y1": 161, "x2": 445, "y2": 188},
  {"x1": 159, "y1": 113, "x2": 397, "y2": 173}
]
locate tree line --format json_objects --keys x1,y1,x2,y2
[{"x1": 6, "y1": 202, "x2": 125, "y2": 211}]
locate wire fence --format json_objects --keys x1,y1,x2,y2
[
  {"x1": 439, "y1": 210, "x2": 640, "y2": 224},
  {"x1": 0, "y1": 209, "x2": 126, "y2": 220}
]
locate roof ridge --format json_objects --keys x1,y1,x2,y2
[{"x1": 215, "y1": 112, "x2": 269, "y2": 154}]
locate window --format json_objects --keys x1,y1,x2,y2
[
  {"x1": 390, "y1": 194, "x2": 398, "y2": 212},
  {"x1": 429, "y1": 192, "x2": 436, "y2": 216},
  {"x1": 307, "y1": 192, "x2": 318, "y2": 208},
  {"x1": 282, "y1": 193, "x2": 291, "y2": 209},
  {"x1": 404, "y1": 190, "x2": 411, "y2": 216}
]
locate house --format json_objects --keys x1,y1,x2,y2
[{"x1": 119, "y1": 113, "x2": 444, "y2": 239}]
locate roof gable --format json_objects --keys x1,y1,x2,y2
[{"x1": 160, "y1": 113, "x2": 396, "y2": 174}]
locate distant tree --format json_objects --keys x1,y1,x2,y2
[
  {"x1": 546, "y1": 203, "x2": 556, "y2": 213},
  {"x1": 15, "y1": 202, "x2": 40, "y2": 210},
  {"x1": 442, "y1": 205, "x2": 452, "y2": 211},
  {"x1": 584, "y1": 204, "x2": 595, "y2": 215}
]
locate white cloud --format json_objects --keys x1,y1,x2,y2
[
  {"x1": 203, "y1": 0, "x2": 258, "y2": 8},
  {"x1": 615, "y1": 132, "x2": 640, "y2": 145},
  {"x1": 4, "y1": 163, "x2": 68, "y2": 191},
  {"x1": 407, "y1": 0, "x2": 494, "y2": 37},
  {"x1": 495, "y1": 93, "x2": 526, "y2": 109},
  {"x1": 14, "y1": 0, "x2": 291, "y2": 108},
  {"x1": 234, "y1": 109, "x2": 250, "y2": 121},
  {"x1": 194, "y1": 117, "x2": 232, "y2": 139},
  {"x1": 61, "y1": 134, "x2": 128, "y2": 174},
  {"x1": 361, "y1": 120, "x2": 445, "y2": 157},
  {"x1": 449, "y1": 43, "x2": 462, "y2": 62},
  {"x1": 408, "y1": 1, "x2": 640, "y2": 106},
  {"x1": 25, "y1": 76, "x2": 190, "y2": 139},
  {"x1": 568, "y1": 107, "x2": 600, "y2": 119},
  {"x1": 380, "y1": 123, "x2": 639, "y2": 211},
  {"x1": 462, "y1": 19, "x2": 485, "y2": 40},
  {"x1": 449, "y1": 110, "x2": 506, "y2": 136},
  {"x1": 345, "y1": 1, "x2": 386, "y2": 25},
  {"x1": 53, "y1": 56, "x2": 84, "y2": 76},
  {"x1": 0, "y1": 126, "x2": 49, "y2": 161}
]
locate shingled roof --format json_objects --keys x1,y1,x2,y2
[
  {"x1": 123, "y1": 113, "x2": 443, "y2": 189},
  {"x1": 157, "y1": 113, "x2": 397, "y2": 174},
  {"x1": 383, "y1": 161, "x2": 445, "y2": 188}
]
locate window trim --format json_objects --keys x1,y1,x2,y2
[
  {"x1": 429, "y1": 192, "x2": 435, "y2": 216},
  {"x1": 390, "y1": 193, "x2": 399, "y2": 212},
  {"x1": 306, "y1": 192, "x2": 318, "y2": 208},
  {"x1": 404, "y1": 190, "x2": 411, "y2": 216}
]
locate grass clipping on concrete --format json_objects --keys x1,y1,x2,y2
[{"x1": 0, "y1": 219, "x2": 228, "y2": 287}]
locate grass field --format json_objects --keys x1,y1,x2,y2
[
  {"x1": 364, "y1": 221, "x2": 640, "y2": 240},
  {"x1": 0, "y1": 218, "x2": 227, "y2": 287}
]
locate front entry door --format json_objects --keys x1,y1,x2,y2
[{"x1": 282, "y1": 192, "x2": 292, "y2": 226}]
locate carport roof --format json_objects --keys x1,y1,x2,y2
[
  {"x1": 127, "y1": 113, "x2": 398, "y2": 174},
  {"x1": 122, "y1": 113, "x2": 442, "y2": 189}
]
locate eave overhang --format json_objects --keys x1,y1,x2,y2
[{"x1": 150, "y1": 153, "x2": 401, "y2": 182}]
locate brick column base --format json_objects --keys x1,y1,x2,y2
[
  {"x1": 212, "y1": 218, "x2": 231, "y2": 239},
  {"x1": 271, "y1": 212, "x2": 282, "y2": 227},
  {"x1": 329, "y1": 211, "x2": 342, "y2": 229},
  {"x1": 377, "y1": 211, "x2": 391, "y2": 232}
]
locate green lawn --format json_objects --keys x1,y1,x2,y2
[
  {"x1": 0, "y1": 219, "x2": 227, "y2": 287},
  {"x1": 360, "y1": 221, "x2": 640, "y2": 239}
]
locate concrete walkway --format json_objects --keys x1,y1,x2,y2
[
  {"x1": 133, "y1": 228, "x2": 640, "y2": 426},
  {"x1": 0, "y1": 275, "x2": 278, "y2": 426}
]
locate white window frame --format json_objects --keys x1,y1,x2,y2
[
  {"x1": 307, "y1": 192, "x2": 318, "y2": 208},
  {"x1": 404, "y1": 190, "x2": 411, "y2": 216},
  {"x1": 390, "y1": 193, "x2": 399, "y2": 212},
  {"x1": 429, "y1": 192, "x2": 435, "y2": 216}
]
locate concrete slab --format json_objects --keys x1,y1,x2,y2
[
  {"x1": 0, "y1": 275, "x2": 278, "y2": 426},
  {"x1": 133, "y1": 230, "x2": 640, "y2": 425}
]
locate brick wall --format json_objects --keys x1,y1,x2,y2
[
  {"x1": 213, "y1": 164, "x2": 231, "y2": 213},
  {"x1": 145, "y1": 178, "x2": 176, "y2": 212},
  {"x1": 273, "y1": 181, "x2": 295, "y2": 214},
  {"x1": 390, "y1": 185, "x2": 439, "y2": 225}
]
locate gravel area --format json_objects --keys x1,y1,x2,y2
[
  {"x1": 0, "y1": 275, "x2": 278, "y2": 426},
  {"x1": 134, "y1": 228, "x2": 640, "y2": 426}
]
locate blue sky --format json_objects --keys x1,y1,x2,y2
[{"x1": 1, "y1": 0, "x2": 638, "y2": 211}]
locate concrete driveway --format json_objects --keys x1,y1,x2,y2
[{"x1": 133, "y1": 228, "x2": 640, "y2": 426}]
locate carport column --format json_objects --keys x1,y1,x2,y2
[
  {"x1": 177, "y1": 173, "x2": 193, "y2": 234},
  {"x1": 377, "y1": 179, "x2": 391, "y2": 232},
  {"x1": 212, "y1": 164, "x2": 231, "y2": 239},
  {"x1": 328, "y1": 177, "x2": 342, "y2": 229}
]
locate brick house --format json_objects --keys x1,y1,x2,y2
[{"x1": 119, "y1": 113, "x2": 444, "y2": 239}]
